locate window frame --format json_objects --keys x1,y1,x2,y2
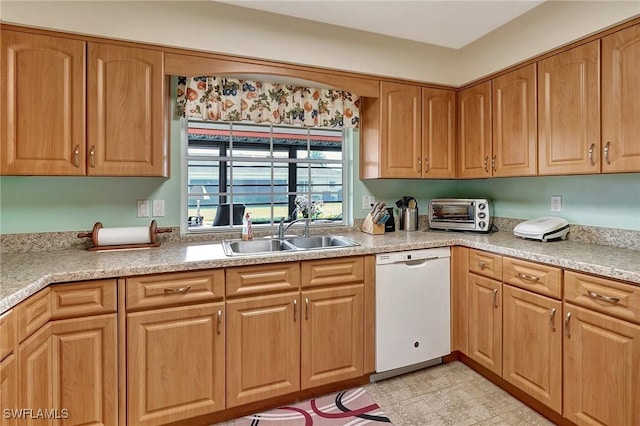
[{"x1": 180, "y1": 119, "x2": 352, "y2": 234}]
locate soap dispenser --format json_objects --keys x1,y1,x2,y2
[{"x1": 242, "y1": 213, "x2": 253, "y2": 240}]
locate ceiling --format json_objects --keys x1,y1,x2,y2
[{"x1": 217, "y1": 0, "x2": 545, "y2": 49}]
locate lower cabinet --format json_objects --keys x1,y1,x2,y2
[
  {"x1": 563, "y1": 303, "x2": 640, "y2": 426},
  {"x1": 503, "y1": 285, "x2": 562, "y2": 413},
  {"x1": 0, "y1": 354, "x2": 18, "y2": 426},
  {"x1": 468, "y1": 273, "x2": 502, "y2": 375},
  {"x1": 127, "y1": 303, "x2": 225, "y2": 426},
  {"x1": 226, "y1": 292, "x2": 300, "y2": 408},
  {"x1": 301, "y1": 285, "x2": 364, "y2": 389},
  {"x1": 18, "y1": 325, "x2": 53, "y2": 426}
]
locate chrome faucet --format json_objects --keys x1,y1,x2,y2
[{"x1": 277, "y1": 210, "x2": 311, "y2": 238}]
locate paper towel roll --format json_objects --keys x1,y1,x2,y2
[{"x1": 96, "y1": 227, "x2": 152, "y2": 246}]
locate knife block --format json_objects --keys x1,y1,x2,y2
[{"x1": 361, "y1": 212, "x2": 385, "y2": 235}]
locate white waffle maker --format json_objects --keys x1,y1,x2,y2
[{"x1": 514, "y1": 217, "x2": 570, "y2": 242}]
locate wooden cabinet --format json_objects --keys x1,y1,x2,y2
[
  {"x1": 421, "y1": 87, "x2": 456, "y2": 178},
  {"x1": 361, "y1": 83, "x2": 456, "y2": 179},
  {"x1": 503, "y1": 285, "x2": 562, "y2": 413},
  {"x1": 602, "y1": 23, "x2": 640, "y2": 173},
  {"x1": 0, "y1": 354, "x2": 18, "y2": 426},
  {"x1": 538, "y1": 41, "x2": 600, "y2": 175},
  {"x1": 127, "y1": 303, "x2": 225, "y2": 426},
  {"x1": 563, "y1": 303, "x2": 640, "y2": 426},
  {"x1": 1, "y1": 30, "x2": 86, "y2": 176},
  {"x1": 226, "y1": 292, "x2": 299, "y2": 407},
  {"x1": 301, "y1": 285, "x2": 363, "y2": 389},
  {"x1": 492, "y1": 64, "x2": 537, "y2": 177},
  {"x1": 467, "y1": 273, "x2": 502, "y2": 375},
  {"x1": 378, "y1": 81, "x2": 422, "y2": 178},
  {"x1": 51, "y1": 315, "x2": 117, "y2": 426},
  {"x1": 18, "y1": 325, "x2": 53, "y2": 426},
  {"x1": 502, "y1": 257, "x2": 561, "y2": 299},
  {"x1": 1, "y1": 29, "x2": 168, "y2": 177},
  {"x1": 458, "y1": 81, "x2": 492, "y2": 178},
  {"x1": 87, "y1": 42, "x2": 167, "y2": 176},
  {"x1": 468, "y1": 249, "x2": 502, "y2": 280}
]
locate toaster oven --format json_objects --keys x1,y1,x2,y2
[{"x1": 428, "y1": 198, "x2": 492, "y2": 232}]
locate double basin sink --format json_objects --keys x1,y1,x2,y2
[{"x1": 222, "y1": 235, "x2": 359, "y2": 256}]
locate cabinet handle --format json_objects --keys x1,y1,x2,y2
[
  {"x1": 293, "y1": 299, "x2": 297, "y2": 321},
  {"x1": 586, "y1": 290, "x2": 620, "y2": 304},
  {"x1": 604, "y1": 141, "x2": 611, "y2": 165},
  {"x1": 565, "y1": 312, "x2": 571, "y2": 338},
  {"x1": 483, "y1": 156, "x2": 489, "y2": 172},
  {"x1": 588, "y1": 143, "x2": 595, "y2": 166},
  {"x1": 90, "y1": 145, "x2": 96, "y2": 168},
  {"x1": 163, "y1": 285, "x2": 191, "y2": 294},
  {"x1": 492, "y1": 155, "x2": 496, "y2": 172},
  {"x1": 424, "y1": 158, "x2": 429, "y2": 172},
  {"x1": 549, "y1": 308, "x2": 556, "y2": 332},
  {"x1": 417, "y1": 157, "x2": 422, "y2": 173},
  {"x1": 217, "y1": 310, "x2": 222, "y2": 335},
  {"x1": 305, "y1": 298, "x2": 309, "y2": 320},
  {"x1": 517, "y1": 272, "x2": 540, "y2": 282},
  {"x1": 492, "y1": 288, "x2": 498, "y2": 308},
  {"x1": 73, "y1": 145, "x2": 80, "y2": 168},
  {"x1": 478, "y1": 261, "x2": 487, "y2": 269}
]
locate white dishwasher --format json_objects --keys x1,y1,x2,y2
[{"x1": 374, "y1": 247, "x2": 451, "y2": 379}]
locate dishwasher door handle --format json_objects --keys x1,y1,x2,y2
[{"x1": 396, "y1": 257, "x2": 440, "y2": 267}]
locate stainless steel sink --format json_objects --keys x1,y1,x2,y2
[
  {"x1": 221, "y1": 235, "x2": 358, "y2": 256},
  {"x1": 222, "y1": 239, "x2": 296, "y2": 256},
  {"x1": 285, "y1": 235, "x2": 359, "y2": 250}
]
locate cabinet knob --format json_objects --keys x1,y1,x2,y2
[{"x1": 73, "y1": 145, "x2": 80, "y2": 168}]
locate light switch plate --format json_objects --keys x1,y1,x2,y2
[
  {"x1": 362, "y1": 195, "x2": 376, "y2": 210},
  {"x1": 137, "y1": 200, "x2": 150, "y2": 218}
]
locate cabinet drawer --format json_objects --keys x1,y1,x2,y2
[
  {"x1": 51, "y1": 279, "x2": 117, "y2": 319},
  {"x1": 503, "y1": 257, "x2": 562, "y2": 299},
  {"x1": 226, "y1": 262, "x2": 300, "y2": 297},
  {"x1": 565, "y1": 271, "x2": 640, "y2": 324},
  {"x1": 126, "y1": 270, "x2": 224, "y2": 310},
  {"x1": 469, "y1": 249, "x2": 503, "y2": 280},
  {"x1": 0, "y1": 309, "x2": 16, "y2": 361},
  {"x1": 301, "y1": 256, "x2": 364, "y2": 288},
  {"x1": 16, "y1": 288, "x2": 51, "y2": 342}
]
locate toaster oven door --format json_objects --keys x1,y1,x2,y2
[{"x1": 429, "y1": 200, "x2": 476, "y2": 229}]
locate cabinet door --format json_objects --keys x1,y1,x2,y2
[
  {"x1": 128, "y1": 303, "x2": 225, "y2": 426},
  {"x1": 1, "y1": 354, "x2": 18, "y2": 426},
  {"x1": 18, "y1": 324, "x2": 53, "y2": 426},
  {"x1": 87, "y1": 43, "x2": 167, "y2": 176},
  {"x1": 458, "y1": 81, "x2": 492, "y2": 178},
  {"x1": 492, "y1": 64, "x2": 537, "y2": 177},
  {"x1": 301, "y1": 285, "x2": 363, "y2": 389},
  {"x1": 1, "y1": 30, "x2": 85, "y2": 175},
  {"x1": 226, "y1": 293, "x2": 299, "y2": 407},
  {"x1": 468, "y1": 274, "x2": 502, "y2": 375},
  {"x1": 503, "y1": 285, "x2": 562, "y2": 413},
  {"x1": 380, "y1": 81, "x2": 421, "y2": 178},
  {"x1": 421, "y1": 88, "x2": 456, "y2": 178},
  {"x1": 602, "y1": 23, "x2": 640, "y2": 173},
  {"x1": 563, "y1": 303, "x2": 640, "y2": 426},
  {"x1": 538, "y1": 41, "x2": 600, "y2": 175},
  {"x1": 50, "y1": 314, "x2": 117, "y2": 426}
]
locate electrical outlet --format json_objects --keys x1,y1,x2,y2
[
  {"x1": 551, "y1": 195, "x2": 562, "y2": 213},
  {"x1": 362, "y1": 195, "x2": 376, "y2": 210},
  {"x1": 137, "y1": 200, "x2": 149, "y2": 218},
  {"x1": 152, "y1": 200, "x2": 165, "y2": 217}
]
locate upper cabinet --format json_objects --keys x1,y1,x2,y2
[
  {"x1": 360, "y1": 82, "x2": 456, "y2": 179},
  {"x1": 602, "y1": 23, "x2": 640, "y2": 173},
  {"x1": 538, "y1": 41, "x2": 600, "y2": 175},
  {"x1": 1, "y1": 31, "x2": 86, "y2": 175},
  {"x1": 492, "y1": 64, "x2": 537, "y2": 177},
  {"x1": 458, "y1": 81, "x2": 492, "y2": 178},
  {"x1": 421, "y1": 88, "x2": 456, "y2": 178},
  {"x1": 1, "y1": 30, "x2": 168, "y2": 177}
]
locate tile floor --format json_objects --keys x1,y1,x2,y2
[{"x1": 215, "y1": 361, "x2": 555, "y2": 425}]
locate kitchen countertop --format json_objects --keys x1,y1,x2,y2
[{"x1": 2, "y1": 230, "x2": 639, "y2": 313}]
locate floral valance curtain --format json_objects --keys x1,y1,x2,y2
[{"x1": 176, "y1": 76, "x2": 359, "y2": 129}]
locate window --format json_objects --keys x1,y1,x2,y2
[{"x1": 185, "y1": 120, "x2": 349, "y2": 231}]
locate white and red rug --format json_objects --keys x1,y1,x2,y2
[{"x1": 235, "y1": 387, "x2": 392, "y2": 425}]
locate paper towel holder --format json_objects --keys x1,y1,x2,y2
[{"x1": 77, "y1": 220, "x2": 172, "y2": 251}]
